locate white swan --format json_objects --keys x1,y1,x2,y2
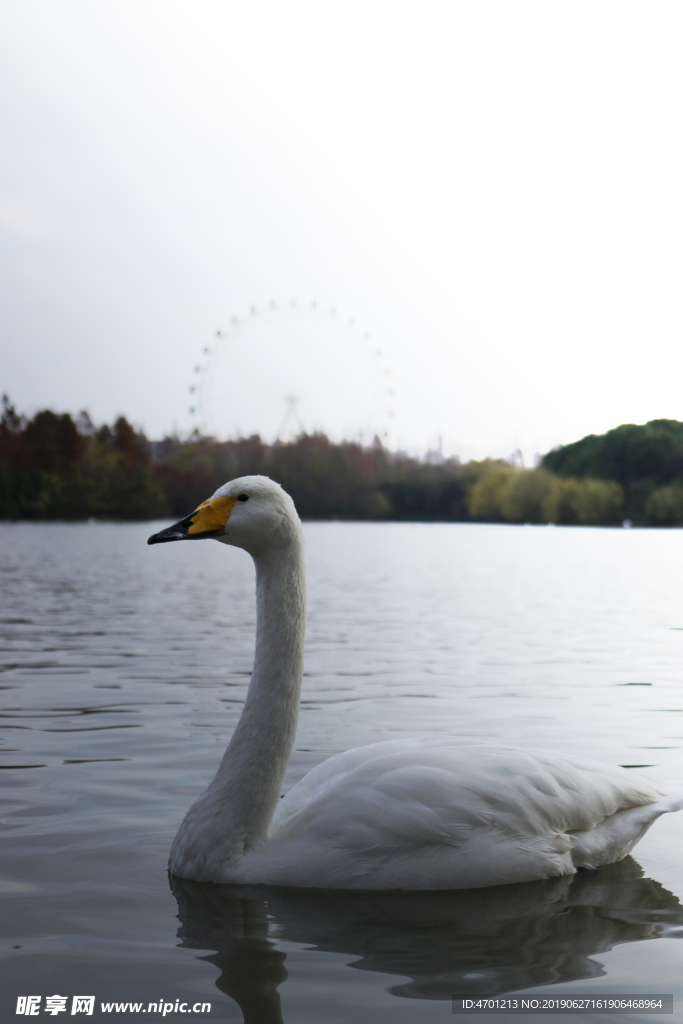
[{"x1": 149, "y1": 476, "x2": 682, "y2": 889}]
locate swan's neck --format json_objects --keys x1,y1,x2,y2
[{"x1": 209, "y1": 535, "x2": 306, "y2": 853}]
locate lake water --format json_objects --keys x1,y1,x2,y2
[{"x1": 2, "y1": 521, "x2": 683, "y2": 1023}]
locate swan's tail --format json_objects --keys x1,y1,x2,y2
[
  {"x1": 570, "y1": 793, "x2": 683, "y2": 871},
  {"x1": 655, "y1": 792, "x2": 683, "y2": 814}
]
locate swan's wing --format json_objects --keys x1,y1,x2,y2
[
  {"x1": 274, "y1": 738, "x2": 664, "y2": 836},
  {"x1": 261, "y1": 740, "x2": 667, "y2": 889}
]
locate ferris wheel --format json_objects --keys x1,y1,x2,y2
[{"x1": 187, "y1": 299, "x2": 395, "y2": 442}]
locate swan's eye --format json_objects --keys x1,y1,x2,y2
[{"x1": 237, "y1": 493, "x2": 249, "y2": 502}]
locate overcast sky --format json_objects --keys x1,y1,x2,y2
[{"x1": 2, "y1": 1, "x2": 682, "y2": 460}]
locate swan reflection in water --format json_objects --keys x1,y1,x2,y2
[{"x1": 171, "y1": 859, "x2": 683, "y2": 1020}]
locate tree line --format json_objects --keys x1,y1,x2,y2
[{"x1": 2, "y1": 397, "x2": 683, "y2": 525}]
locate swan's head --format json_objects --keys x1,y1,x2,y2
[{"x1": 147, "y1": 475, "x2": 301, "y2": 555}]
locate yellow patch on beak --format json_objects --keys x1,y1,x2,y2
[{"x1": 187, "y1": 495, "x2": 238, "y2": 536}]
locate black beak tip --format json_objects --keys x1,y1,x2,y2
[
  {"x1": 147, "y1": 528, "x2": 175, "y2": 545},
  {"x1": 147, "y1": 523, "x2": 191, "y2": 545}
]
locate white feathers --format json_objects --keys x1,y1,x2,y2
[
  {"x1": 164, "y1": 477, "x2": 680, "y2": 890},
  {"x1": 240, "y1": 739, "x2": 669, "y2": 889}
]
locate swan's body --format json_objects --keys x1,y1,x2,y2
[{"x1": 149, "y1": 476, "x2": 681, "y2": 890}]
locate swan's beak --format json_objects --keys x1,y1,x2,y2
[{"x1": 147, "y1": 495, "x2": 237, "y2": 545}]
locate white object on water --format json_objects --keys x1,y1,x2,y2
[{"x1": 148, "y1": 477, "x2": 682, "y2": 890}]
